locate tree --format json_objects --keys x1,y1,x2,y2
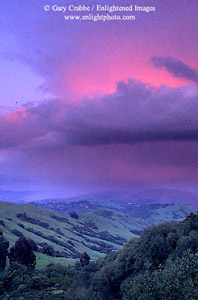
[
  {"x1": 9, "y1": 236, "x2": 36, "y2": 269},
  {"x1": 70, "y1": 211, "x2": 79, "y2": 219},
  {"x1": 27, "y1": 239, "x2": 38, "y2": 251},
  {"x1": 0, "y1": 230, "x2": 9, "y2": 269},
  {"x1": 80, "y1": 251, "x2": 90, "y2": 267}
]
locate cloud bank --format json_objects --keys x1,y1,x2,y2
[
  {"x1": 0, "y1": 79, "x2": 198, "y2": 195},
  {"x1": 1, "y1": 80, "x2": 197, "y2": 151},
  {"x1": 151, "y1": 56, "x2": 198, "y2": 83}
]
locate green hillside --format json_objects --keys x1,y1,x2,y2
[
  {"x1": 81, "y1": 204, "x2": 192, "y2": 237},
  {"x1": 0, "y1": 201, "x2": 142, "y2": 268},
  {"x1": 80, "y1": 208, "x2": 148, "y2": 240},
  {"x1": 0, "y1": 201, "x2": 192, "y2": 269},
  {"x1": 1, "y1": 210, "x2": 198, "y2": 300}
]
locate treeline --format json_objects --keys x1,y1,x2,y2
[{"x1": 1, "y1": 212, "x2": 198, "y2": 299}]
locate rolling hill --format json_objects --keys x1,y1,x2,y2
[
  {"x1": 31, "y1": 197, "x2": 193, "y2": 218},
  {"x1": 0, "y1": 201, "x2": 193, "y2": 269},
  {"x1": 0, "y1": 201, "x2": 145, "y2": 268}
]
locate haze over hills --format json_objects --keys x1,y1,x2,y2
[
  {"x1": 32, "y1": 198, "x2": 193, "y2": 221},
  {"x1": 1, "y1": 187, "x2": 198, "y2": 208},
  {"x1": 134, "y1": 189, "x2": 198, "y2": 208},
  {"x1": 30, "y1": 188, "x2": 198, "y2": 208},
  {"x1": 0, "y1": 189, "x2": 32, "y2": 203}
]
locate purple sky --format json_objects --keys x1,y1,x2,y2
[{"x1": 0, "y1": 0, "x2": 198, "y2": 199}]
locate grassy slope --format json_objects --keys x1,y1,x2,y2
[
  {"x1": 81, "y1": 203, "x2": 191, "y2": 233},
  {"x1": 36, "y1": 252, "x2": 76, "y2": 269},
  {"x1": 80, "y1": 209, "x2": 148, "y2": 240},
  {"x1": 148, "y1": 204, "x2": 192, "y2": 222},
  {"x1": 0, "y1": 201, "x2": 191, "y2": 269},
  {"x1": 0, "y1": 201, "x2": 145, "y2": 268}
]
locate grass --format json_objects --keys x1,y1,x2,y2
[
  {"x1": 36, "y1": 252, "x2": 76, "y2": 269},
  {"x1": 0, "y1": 201, "x2": 145, "y2": 267},
  {"x1": 0, "y1": 200, "x2": 191, "y2": 269}
]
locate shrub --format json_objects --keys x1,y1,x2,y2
[
  {"x1": 80, "y1": 251, "x2": 90, "y2": 267},
  {"x1": 42, "y1": 244, "x2": 55, "y2": 256},
  {"x1": 11, "y1": 229, "x2": 23, "y2": 237}
]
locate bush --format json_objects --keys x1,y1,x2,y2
[
  {"x1": 122, "y1": 251, "x2": 198, "y2": 300},
  {"x1": 42, "y1": 244, "x2": 55, "y2": 256},
  {"x1": 11, "y1": 229, "x2": 23, "y2": 237},
  {"x1": 0, "y1": 220, "x2": 5, "y2": 227},
  {"x1": 2, "y1": 262, "x2": 32, "y2": 292},
  {"x1": 80, "y1": 251, "x2": 90, "y2": 267}
]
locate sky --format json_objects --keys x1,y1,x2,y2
[{"x1": 0, "y1": 0, "x2": 198, "y2": 200}]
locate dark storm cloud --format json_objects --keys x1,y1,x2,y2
[
  {"x1": 1, "y1": 79, "x2": 198, "y2": 151},
  {"x1": 151, "y1": 56, "x2": 198, "y2": 83},
  {"x1": 1, "y1": 79, "x2": 198, "y2": 194}
]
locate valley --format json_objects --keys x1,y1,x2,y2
[{"x1": 0, "y1": 200, "x2": 192, "y2": 269}]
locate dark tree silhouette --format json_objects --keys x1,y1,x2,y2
[
  {"x1": 0, "y1": 231, "x2": 9, "y2": 269},
  {"x1": 70, "y1": 211, "x2": 79, "y2": 219},
  {"x1": 80, "y1": 251, "x2": 90, "y2": 267},
  {"x1": 9, "y1": 236, "x2": 36, "y2": 269},
  {"x1": 27, "y1": 239, "x2": 38, "y2": 251}
]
